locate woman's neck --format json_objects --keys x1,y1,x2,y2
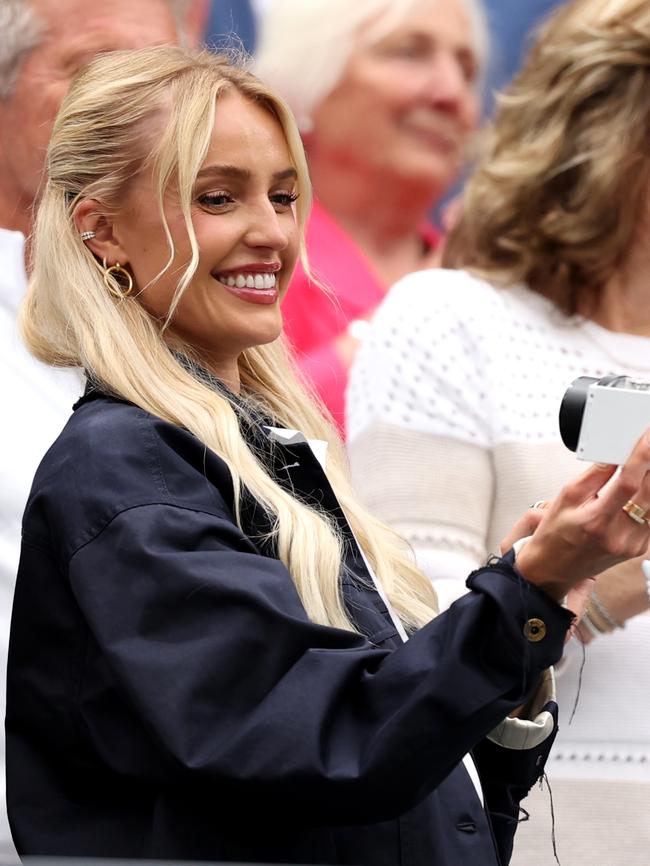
[
  {"x1": 171, "y1": 342, "x2": 242, "y2": 395},
  {"x1": 201, "y1": 356, "x2": 241, "y2": 395},
  {"x1": 308, "y1": 155, "x2": 442, "y2": 286},
  {"x1": 588, "y1": 243, "x2": 650, "y2": 336}
]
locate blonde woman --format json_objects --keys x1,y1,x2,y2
[
  {"x1": 7, "y1": 44, "x2": 650, "y2": 865},
  {"x1": 348, "y1": 1, "x2": 650, "y2": 863}
]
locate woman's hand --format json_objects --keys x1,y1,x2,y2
[
  {"x1": 574, "y1": 555, "x2": 650, "y2": 643},
  {"x1": 500, "y1": 504, "x2": 547, "y2": 555},
  {"x1": 500, "y1": 502, "x2": 594, "y2": 627},
  {"x1": 514, "y1": 429, "x2": 650, "y2": 602}
]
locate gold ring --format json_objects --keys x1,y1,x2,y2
[
  {"x1": 530, "y1": 500, "x2": 548, "y2": 510},
  {"x1": 622, "y1": 500, "x2": 647, "y2": 525}
]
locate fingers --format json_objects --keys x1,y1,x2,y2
[
  {"x1": 500, "y1": 500, "x2": 558, "y2": 555},
  {"x1": 500, "y1": 508, "x2": 545, "y2": 554},
  {"x1": 596, "y1": 428, "x2": 650, "y2": 515},
  {"x1": 559, "y1": 462, "x2": 618, "y2": 507},
  {"x1": 626, "y1": 464, "x2": 650, "y2": 515},
  {"x1": 555, "y1": 427, "x2": 650, "y2": 521},
  {"x1": 512, "y1": 429, "x2": 650, "y2": 599}
]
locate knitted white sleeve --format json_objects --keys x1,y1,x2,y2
[{"x1": 347, "y1": 270, "x2": 497, "y2": 586}]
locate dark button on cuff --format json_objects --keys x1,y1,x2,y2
[{"x1": 523, "y1": 618, "x2": 546, "y2": 642}]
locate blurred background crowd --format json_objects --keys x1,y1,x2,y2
[{"x1": 208, "y1": 0, "x2": 563, "y2": 106}]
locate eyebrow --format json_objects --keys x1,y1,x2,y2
[{"x1": 195, "y1": 165, "x2": 298, "y2": 182}]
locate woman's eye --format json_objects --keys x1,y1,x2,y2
[
  {"x1": 197, "y1": 192, "x2": 234, "y2": 209},
  {"x1": 377, "y1": 38, "x2": 428, "y2": 61},
  {"x1": 392, "y1": 44, "x2": 424, "y2": 60},
  {"x1": 271, "y1": 192, "x2": 299, "y2": 209}
]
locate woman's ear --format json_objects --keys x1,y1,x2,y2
[{"x1": 73, "y1": 199, "x2": 130, "y2": 266}]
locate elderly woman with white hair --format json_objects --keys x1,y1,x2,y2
[{"x1": 254, "y1": 0, "x2": 487, "y2": 431}]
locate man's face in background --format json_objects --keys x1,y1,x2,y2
[{"x1": 0, "y1": 0, "x2": 179, "y2": 231}]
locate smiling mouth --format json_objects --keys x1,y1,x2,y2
[
  {"x1": 211, "y1": 269, "x2": 280, "y2": 306},
  {"x1": 400, "y1": 114, "x2": 462, "y2": 153},
  {"x1": 213, "y1": 271, "x2": 277, "y2": 290},
  {"x1": 406, "y1": 125, "x2": 458, "y2": 151}
]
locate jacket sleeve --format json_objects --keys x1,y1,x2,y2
[
  {"x1": 474, "y1": 665, "x2": 559, "y2": 865},
  {"x1": 67, "y1": 502, "x2": 573, "y2": 825},
  {"x1": 474, "y1": 709, "x2": 559, "y2": 865}
]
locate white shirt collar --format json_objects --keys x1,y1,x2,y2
[{"x1": 0, "y1": 227, "x2": 28, "y2": 314}]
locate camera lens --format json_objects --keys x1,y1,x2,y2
[{"x1": 559, "y1": 376, "x2": 597, "y2": 452}]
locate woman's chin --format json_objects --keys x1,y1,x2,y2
[{"x1": 391, "y1": 147, "x2": 462, "y2": 192}]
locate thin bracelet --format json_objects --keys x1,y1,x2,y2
[
  {"x1": 580, "y1": 611, "x2": 604, "y2": 639},
  {"x1": 585, "y1": 600, "x2": 615, "y2": 634},
  {"x1": 589, "y1": 589, "x2": 624, "y2": 631}
]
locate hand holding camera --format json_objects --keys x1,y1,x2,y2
[{"x1": 515, "y1": 431, "x2": 650, "y2": 601}]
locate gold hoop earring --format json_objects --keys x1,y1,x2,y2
[{"x1": 102, "y1": 257, "x2": 134, "y2": 298}]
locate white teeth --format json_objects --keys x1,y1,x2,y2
[{"x1": 217, "y1": 272, "x2": 278, "y2": 289}]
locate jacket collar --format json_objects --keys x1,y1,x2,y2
[{"x1": 74, "y1": 363, "x2": 280, "y2": 455}]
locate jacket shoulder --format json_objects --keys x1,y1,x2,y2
[{"x1": 23, "y1": 395, "x2": 235, "y2": 561}]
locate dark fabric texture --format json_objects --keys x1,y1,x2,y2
[{"x1": 7, "y1": 390, "x2": 572, "y2": 864}]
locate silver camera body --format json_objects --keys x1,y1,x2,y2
[{"x1": 560, "y1": 376, "x2": 650, "y2": 464}]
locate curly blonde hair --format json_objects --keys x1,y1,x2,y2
[{"x1": 443, "y1": 0, "x2": 650, "y2": 314}]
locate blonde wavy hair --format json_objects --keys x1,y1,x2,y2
[
  {"x1": 22, "y1": 45, "x2": 437, "y2": 632},
  {"x1": 443, "y1": 0, "x2": 650, "y2": 314}
]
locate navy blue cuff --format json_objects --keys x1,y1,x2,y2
[{"x1": 466, "y1": 551, "x2": 575, "y2": 671}]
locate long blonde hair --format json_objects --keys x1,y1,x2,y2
[
  {"x1": 443, "y1": 0, "x2": 650, "y2": 314},
  {"x1": 23, "y1": 45, "x2": 437, "y2": 632}
]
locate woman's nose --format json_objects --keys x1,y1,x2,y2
[
  {"x1": 423, "y1": 52, "x2": 476, "y2": 118},
  {"x1": 244, "y1": 202, "x2": 291, "y2": 251}
]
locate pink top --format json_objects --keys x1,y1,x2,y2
[{"x1": 282, "y1": 200, "x2": 439, "y2": 434}]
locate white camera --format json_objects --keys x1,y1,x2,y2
[{"x1": 560, "y1": 375, "x2": 650, "y2": 465}]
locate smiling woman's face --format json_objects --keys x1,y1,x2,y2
[{"x1": 109, "y1": 90, "x2": 300, "y2": 384}]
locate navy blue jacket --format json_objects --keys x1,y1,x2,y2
[{"x1": 6, "y1": 388, "x2": 572, "y2": 864}]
